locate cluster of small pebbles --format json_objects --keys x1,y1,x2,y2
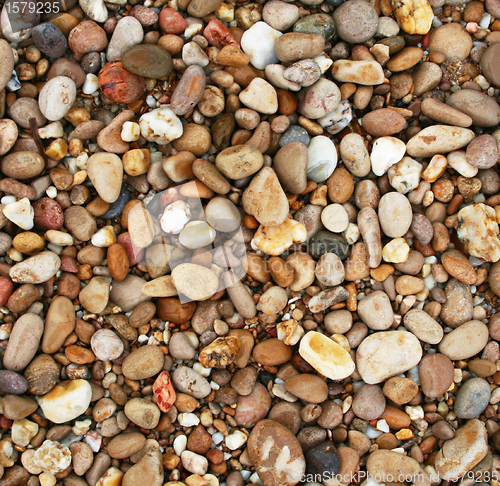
[{"x1": 2, "y1": 0, "x2": 500, "y2": 485}]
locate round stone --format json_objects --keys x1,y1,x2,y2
[
  {"x1": 333, "y1": 0, "x2": 379, "y2": 43},
  {"x1": 454, "y1": 377, "x2": 491, "y2": 419},
  {"x1": 321, "y1": 204, "x2": 349, "y2": 233}
]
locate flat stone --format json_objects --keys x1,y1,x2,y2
[
  {"x1": 454, "y1": 377, "x2": 491, "y2": 419},
  {"x1": 122, "y1": 44, "x2": 173, "y2": 79}
]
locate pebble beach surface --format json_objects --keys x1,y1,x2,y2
[{"x1": 1, "y1": 0, "x2": 500, "y2": 486}]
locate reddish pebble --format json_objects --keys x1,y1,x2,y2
[
  {"x1": 0, "y1": 278, "x2": 14, "y2": 307},
  {"x1": 60, "y1": 256, "x2": 78, "y2": 273},
  {"x1": 203, "y1": 19, "x2": 239, "y2": 48},
  {"x1": 107, "y1": 243, "x2": 130, "y2": 281},
  {"x1": 117, "y1": 232, "x2": 144, "y2": 266},
  {"x1": 153, "y1": 371, "x2": 176, "y2": 412},
  {"x1": 159, "y1": 7, "x2": 188, "y2": 34},
  {"x1": 32, "y1": 197, "x2": 64, "y2": 231},
  {"x1": 0, "y1": 416, "x2": 12, "y2": 428}
]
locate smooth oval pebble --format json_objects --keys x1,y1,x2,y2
[
  {"x1": 215, "y1": 145, "x2": 264, "y2": 180},
  {"x1": 362, "y1": 109, "x2": 406, "y2": 137},
  {"x1": 38, "y1": 76, "x2": 77, "y2": 122},
  {"x1": 453, "y1": 377, "x2": 491, "y2": 419},
  {"x1": 32, "y1": 22, "x2": 67, "y2": 58},
  {"x1": 284, "y1": 374, "x2": 328, "y2": 403},
  {"x1": 9, "y1": 251, "x2": 61, "y2": 284},
  {"x1": 356, "y1": 331, "x2": 422, "y2": 384},
  {"x1": 438, "y1": 320, "x2": 489, "y2": 360},
  {"x1": 99, "y1": 61, "x2": 146, "y2": 104},
  {"x1": 1, "y1": 151, "x2": 45, "y2": 180},
  {"x1": 171, "y1": 263, "x2": 219, "y2": 301},
  {"x1": 406, "y1": 125, "x2": 475, "y2": 158},
  {"x1": 122, "y1": 44, "x2": 173, "y2": 79},
  {"x1": 171, "y1": 365, "x2": 211, "y2": 399},
  {"x1": 403, "y1": 309, "x2": 444, "y2": 344},
  {"x1": 122, "y1": 345, "x2": 165, "y2": 380}
]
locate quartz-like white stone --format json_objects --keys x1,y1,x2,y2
[
  {"x1": 160, "y1": 200, "x2": 191, "y2": 235},
  {"x1": 370, "y1": 136, "x2": 406, "y2": 176},
  {"x1": 3, "y1": 198, "x2": 34, "y2": 230},
  {"x1": 179, "y1": 221, "x2": 216, "y2": 249},
  {"x1": 139, "y1": 106, "x2": 183, "y2": 144},
  {"x1": 241, "y1": 21, "x2": 282, "y2": 70},
  {"x1": 82, "y1": 74, "x2": 99, "y2": 95},
  {"x1": 318, "y1": 99, "x2": 352, "y2": 135},
  {"x1": 388, "y1": 156, "x2": 422, "y2": 194},
  {"x1": 79, "y1": 0, "x2": 108, "y2": 23}
]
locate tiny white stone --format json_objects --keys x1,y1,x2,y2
[
  {"x1": 139, "y1": 106, "x2": 183, "y2": 144},
  {"x1": 479, "y1": 12, "x2": 491, "y2": 29},
  {"x1": 225, "y1": 430, "x2": 247, "y2": 450},
  {"x1": 82, "y1": 73, "x2": 99, "y2": 95},
  {"x1": 376, "y1": 419, "x2": 390, "y2": 433},
  {"x1": 405, "y1": 405, "x2": 424, "y2": 420},
  {"x1": 193, "y1": 362, "x2": 211, "y2": 377},
  {"x1": 241, "y1": 21, "x2": 282, "y2": 70},
  {"x1": 173, "y1": 435, "x2": 187, "y2": 456},
  {"x1": 91, "y1": 225, "x2": 116, "y2": 248},
  {"x1": 79, "y1": 0, "x2": 108, "y2": 22},
  {"x1": 121, "y1": 121, "x2": 140, "y2": 142},
  {"x1": 370, "y1": 136, "x2": 406, "y2": 176},
  {"x1": 178, "y1": 413, "x2": 200, "y2": 427},
  {"x1": 447, "y1": 150, "x2": 478, "y2": 178},
  {"x1": 38, "y1": 121, "x2": 64, "y2": 139},
  {"x1": 46, "y1": 186, "x2": 58, "y2": 198},
  {"x1": 314, "y1": 53, "x2": 333, "y2": 74},
  {"x1": 160, "y1": 200, "x2": 191, "y2": 234},
  {"x1": 179, "y1": 221, "x2": 216, "y2": 250},
  {"x1": 3, "y1": 198, "x2": 34, "y2": 230},
  {"x1": 212, "y1": 432, "x2": 224, "y2": 445},
  {"x1": 1, "y1": 195, "x2": 16, "y2": 205}
]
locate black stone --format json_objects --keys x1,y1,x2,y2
[
  {"x1": 305, "y1": 442, "x2": 341, "y2": 476},
  {"x1": 101, "y1": 185, "x2": 130, "y2": 219},
  {"x1": 32, "y1": 22, "x2": 67, "y2": 58},
  {"x1": 309, "y1": 231, "x2": 349, "y2": 260}
]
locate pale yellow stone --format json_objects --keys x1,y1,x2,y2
[
  {"x1": 96, "y1": 467, "x2": 124, "y2": 486},
  {"x1": 383, "y1": 238, "x2": 410, "y2": 263},
  {"x1": 11, "y1": 419, "x2": 39, "y2": 447},
  {"x1": 253, "y1": 218, "x2": 307, "y2": 256},
  {"x1": 299, "y1": 331, "x2": 355, "y2": 380},
  {"x1": 142, "y1": 276, "x2": 177, "y2": 297},
  {"x1": 45, "y1": 139, "x2": 68, "y2": 160}
]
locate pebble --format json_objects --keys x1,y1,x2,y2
[
  {"x1": 91, "y1": 329, "x2": 124, "y2": 361},
  {"x1": 333, "y1": 0, "x2": 379, "y2": 43},
  {"x1": 357, "y1": 291, "x2": 394, "y2": 330},
  {"x1": 370, "y1": 136, "x2": 406, "y2": 176},
  {"x1": 239, "y1": 78, "x2": 278, "y2": 115},
  {"x1": 454, "y1": 377, "x2": 491, "y2": 419},
  {"x1": 38, "y1": 76, "x2": 77, "y2": 122},
  {"x1": 447, "y1": 89, "x2": 500, "y2": 127},
  {"x1": 241, "y1": 21, "x2": 282, "y2": 70},
  {"x1": 340, "y1": 133, "x2": 371, "y2": 177},
  {"x1": 275, "y1": 33, "x2": 325, "y2": 63},
  {"x1": 284, "y1": 374, "x2": 328, "y2": 403},
  {"x1": 403, "y1": 309, "x2": 443, "y2": 344},
  {"x1": 439, "y1": 320, "x2": 489, "y2": 360},
  {"x1": 262, "y1": 1, "x2": 299, "y2": 31},
  {"x1": 247, "y1": 420, "x2": 305, "y2": 486},
  {"x1": 274, "y1": 142, "x2": 308, "y2": 194},
  {"x1": 305, "y1": 442, "x2": 340, "y2": 478},
  {"x1": 378, "y1": 192, "x2": 412, "y2": 238},
  {"x1": 172, "y1": 366, "x2": 211, "y2": 399},
  {"x1": 122, "y1": 44, "x2": 173, "y2": 80},
  {"x1": 420, "y1": 97, "x2": 473, "y2": 127},
  {"x1": 382, "y1": 377, "x2": 418, "y2": 405},
  {"x1": 106, "y1": 17, "x2": 144, "y2": 61},
  {"x1": 242, "y1": 167, "x2": 288, "y2": 226},
  {"x1": 362, "y1": 109, "x2": 406, "y2": 137},
  {"x1": 122, "y1": 345, "x2": 164, "y2": 380},
  {"x1": 37, "y1": 380, "x2": 92, "y2": 424},
  {"x1": 0, "y1": 40, "x2": 14, "y2": 93},
  {"x1": 481, "y1": 42, "x2": 500, "y2": 87},
  {"x1": 9, "y1": 251, "x2": 61, "y2": 284},
  {"x1": 315, "y1": 253, "x2": 345, "y2": 287},
  {"x1": 440, "y1": 278, "x2": 473, "y2": 328},
  {"x1": 406, "y1": 125, "x2": 475, "y2": 158},
  {"x1": 172, "y1": 263, "x2": 219, "y2": 301},
  {"x1": 435, "y1": 420, "x2": 488, "y2": 481},
  {"x1": 356, "y1": 331, "x2": 422, "y2": 384},
  {"x1": 234, "y1": 383, "x2": 272, "y2": 427},
  {"x1": 294, "y1": 13, "x2": 336, "y2": 40},
  {"x1": 367, "y1": 450, "x2": 429, "y2": 486},
  {"x1": 466, "y1": 134, "x2": 499, "y2": 169},
  {"x1": 299, "y1": 331, "x2": 355, "y2": 380},
  {"x1": 352, "y1": 384, "x2": 386, "y2": 420},
  {"x1": 441, "y1": 249, "x2": 476, "y2": 284},
  {"x1": 428, "y1": 23, "x2": 473, "y2": 62},
  {"x1": 32, "y1": 23, "x2": 67, "y2": 58},
  {"x1": 301, "y1": 79, "x2": 343, "y2": 117},
  {"x1": 310, "y1": 231, "x2": 349, "y2": 260},
  {"x1": 87, "y1": 153, "x2": 123, "y2": 204},
  {"x1": 307, "y1": 135, "x2": 338, "y2": 182},
  {"x1": 412, "y1": 62, "x2": 442, "y2": 96}
]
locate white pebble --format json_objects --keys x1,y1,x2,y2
[
  {"x1": 376, "y1": 419, "x2": 390, "y2": 433},
  {"x1": 38, "y1": 121, "x2": 64, "y2": 139},
  {"x1": 82, "y1": 74, "x2": 99, "y2": 95},
  {"x1": 173, "y1": 435, "x2": 187, "y2": 456},
  {"x1": 178, "y1": 413, "x2": 200, "y2": 427},
  {"x1": 212, "y1": 432, "x2": 224, "y2": 445},
  {"x1": 160, "y1": 200, "x2": 191, "y2": 234},
  {"x1": 1, "y1": 195, "x2": 16, "y2": 205},
  {"x1": 139, "y1": 106, "x2": 183, "y2": 144},
  {"x1": 46, "y1": 186, "x2": 58, "y2": 198},
  {"x1": 447, "y1": 150, "x2": 478, "y2": 178},
  {"x1": 193, "y1": 362, "x2": 211, "y2": 377},
  {"x1": 179, "y1": 221, "x2": 216, "y2": 249},
  {"x1": 3, "y1": 198, "x2": 34, "y2": 230},
  {"x1": 371, "y1": 136, "x2": 406, "y2": 176},
  {"x1": 318, "y1": 99, "x2": 352, "y2": 135},
  {"x1": 479, "y1": 12, "x2": 491, "y2": 29},
  {"x1": 314, "y1": 53, "x2": 333, "y2": 74},
  {"x1": 405, "y1": 405, "x2": 424, "y2": 420},
  {"x1": 121, "y1": 121, "x2": 140, "y2": 142},
  {"x1": 91, "y1": 225, "x2": 116, "y2": 248},
  {"x1": 388, "y1": 157, "x2": 422, "y2": 194},
  {"x1": 225, "y1": 431, "x2": 247, "y2": 451},
  {"x1": 241, "y1": 21, "x2": 282, "y2": 70}
]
